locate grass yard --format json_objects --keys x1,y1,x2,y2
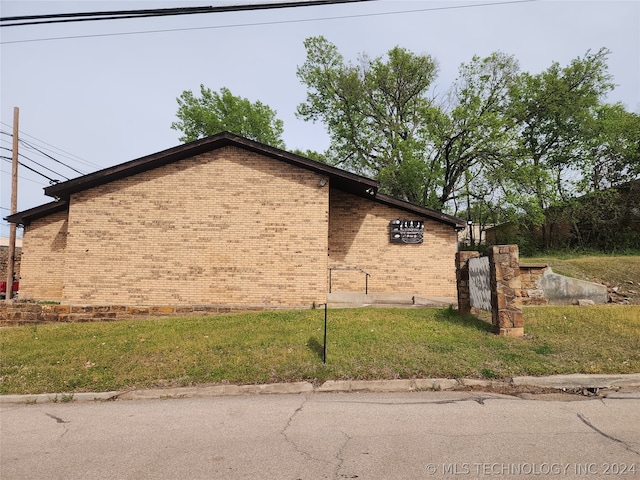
[{"x1": 1, "y1": 305, "x2": 639, "y2": 395}]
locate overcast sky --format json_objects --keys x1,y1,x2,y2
[{"x1": 1, "y1": 0, "x2": 639, "y2": 236}]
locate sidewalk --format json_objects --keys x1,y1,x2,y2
[{"x1": 1, "y1": 373, "x2": 639, "y2": 404}]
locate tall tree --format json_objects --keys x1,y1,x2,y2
[
  {"x1": 579, "y1": 103, "x2": 640, "y2": 192},
  {"x1": 502, "y1": 48, "x2": 615, "y2": 246},
  {"x1": 297, "y1": 37, "x2": 520, "y2": 210},
  {"x1": 171, "y1": 85, "x2": 286, "y2": 148},
  {"x1": 428, "y1": 52, "x2": 520, "y2": 209},
  {"x1": 296, "y1": 36, "x2": 438, "y2": 203}
]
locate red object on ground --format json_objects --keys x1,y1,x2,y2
[{"x1": 0, "y1": 281, "x2": 19, "y2": 296}]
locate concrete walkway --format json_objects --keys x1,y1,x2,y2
[
  {"x1": 327, "y1": 292, "x2": 456, "y2": 308},
  {"x1": 2, "y1": 373, "x2": 639, "y2": 404}
]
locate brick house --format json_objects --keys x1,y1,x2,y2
[{"x1": 6, "y1": 132, "x2": 465, "y2": 308}]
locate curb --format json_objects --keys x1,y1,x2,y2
[{"x1": 1, "y1": 374, "x2": 639, "y2": 405}]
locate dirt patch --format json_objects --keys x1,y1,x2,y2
[{"x1": 456, "y1": 383, "x2": 623, "y2": 400}]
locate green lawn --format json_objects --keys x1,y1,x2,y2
[{"x1": 1, "y1": 305, "x2": 638, "y2": 395}]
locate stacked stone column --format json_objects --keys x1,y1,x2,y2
[
  {"x1": 456, "y1": 245, "x2": 524, "y2": 337},
  {"x1": 488, "y1": 245, "x2": 524, "y2": 337}
]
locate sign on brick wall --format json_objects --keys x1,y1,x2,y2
[
  {"x1": 468, "y1": 256, "x2": 491, "y2": 311},
  {"x1": 389, "y1": 219, "x2": 424, "y2": 244}
]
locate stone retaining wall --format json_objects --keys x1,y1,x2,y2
[
  {"x1": 0, "y1": 303, "x2": 278, "y2": 326},
  {"x1": 520, "y1": 263, "x2": 549, "y2": 305}
]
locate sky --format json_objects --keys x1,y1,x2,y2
[{"x1": 1, "y1": 0, "x2": 639, "y2": 237}]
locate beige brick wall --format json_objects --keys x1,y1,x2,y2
[
  {"x1": 18, "y1": 210, "x2": 68, "y2": 301},
  {"x1": 328, "y1": 189, "x2": 458, "y2": 297},
  {"x1": 61, "y1": 146, "x2": 329, "y2": 307}
]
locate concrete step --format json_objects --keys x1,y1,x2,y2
[{"x1": 327, "y1": 291, "x2": 456, "y2": 308}]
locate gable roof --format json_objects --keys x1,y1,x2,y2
[
  {"x1": 5, "y1": 132, "x2": 466, "y2": 229},
  {"x1": 44, "y1": 131, "x2": 379, "y2": 201}
]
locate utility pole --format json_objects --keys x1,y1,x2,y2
[{"x1": 6, "y1": 107, "x2": 18, "y2": 300}]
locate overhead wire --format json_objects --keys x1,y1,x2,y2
[
  {"x1": 0, "y1": 123, "x2": 100, "y2": 169},
  {"x1": 0, "y1": 129, "x2": 89, "y2": 175},
  {"x1": 0, "y1": 170, "x2": 48, "y2": 187},
  {"x1": 1, "y1": 156, "x2": 59, "y2": 183},
  {"x1": 0, "y1": 1, "x2": 374, "y2": 27},
  {"x1": 19, "y1": 138, "x2": 85, "y2": 175},
  {"x1": 0, "y1": 147, "x2": 69, "y2": 180},
  {"x1": 0, "y1": 0, "x2": 537, "y2": 45}
]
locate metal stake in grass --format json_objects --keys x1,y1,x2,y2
[{"x1": 321, "y1": 303, "x2": 327, "y2": 364}]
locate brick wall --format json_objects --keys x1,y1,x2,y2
[
  {"x1": 42, "y1": 146, "x2": 328, "y2": 307},
  {"x1": 328, "y1": 189, "x2": 458, "y2": 298},
  {"x1": 0, "y1": 246, "x2": 21, "y2": 283},
  {"x1": 17, "y1": 211, "x2": 67, "y2": 301},
  {"x1": 15, "y1": 147, "x2": 462, "y2": 308}
]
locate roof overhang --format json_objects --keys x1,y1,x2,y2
[
  {"x1": 373, "y1": 193, "x2": 467, "y2": 230},
  {"x1": 44, "y1": 132, "x2": 379, "y2": 201},
  {"x1": 10, "y1": 132, "x2": 465, "y2": 230},
  {"x1": 4, "y1": 200, "x2": 68, "y2": 227}
]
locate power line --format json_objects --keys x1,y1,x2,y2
[
  {"x1": 19, "y1": 138, "x2": 85, "y2": 175},
  {"x1": 0, "y1": 1, "x2": 374, "y2": 27},
  {"x1": 1, "y1": 156, "x2": 59, "y2": 183},
  {"x1": 0, "y1": 169, "x2": 48, "y2": 186},
  {"x1": 0, "y1": 0, "x2": 537, "y2": 45},
  {"x1": 0, "y1": 124, "x2": 98, "y2": 168},
  {"x1": 0, "y1": 133, "x2": 83, "y2": 177},
  {"x1": 0, "y1": 146, "x2": 68, "y2": 179}
]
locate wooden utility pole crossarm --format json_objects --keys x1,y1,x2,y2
[{"x1": 6, "y1": 107, "x2": 19, "y2": 300}]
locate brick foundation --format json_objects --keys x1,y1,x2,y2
[{"x1": 0, "y1": 302, "x2": 293, "y2": 326}]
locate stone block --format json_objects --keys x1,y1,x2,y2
[
  {"x1": 497, "y1": 310, "x2": 514, "y2": 328},
  {"x1": 512, "y1": 311, "x2": 524, "y2": 328},
  {"x1": 497, "y1": 293, "x2": 507, "y2": 309},
  {"x1": 71, "y1": 305, "x2": 93, "y2": 313},
  {"x1": 127, "y1": 306, "x2": 150, "y2": 316},
  {"x1": 498, "y1": 327, "x2": 524, "y2": 338},
  {"x1": 150, "y1": 306, "x2": 175, "y2": 315}
]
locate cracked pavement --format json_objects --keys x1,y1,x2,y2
[{"x1": 2, "y1": 390, "x2": 639, "y2": 479}]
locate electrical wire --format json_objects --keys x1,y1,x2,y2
[
  {"x1": 0, "y1": 170, "x2": 48, "y2": 186},
  {"x1": 0, "y1": 128, "x2": 91, "y2": 173},
  {"x1": 2, "y1": 148, "x2": 69, "y2": 180},
  {"x1": 1, "y1": 1, "x2": 373, "y2": 27},
  {"x1": 1, "y1": 156, "x2": 59, "y2": 183},
  {"x1": 0, "y1": 126, "x2": 99, "y2": 169},
  {"x1": 19, "y1": 139, "x2": 85, "y2": 175},
  {"x1": 0, "y1": 0, "x2": 537, "y2": 45},
  {"x1": 1, "y1": 1, "x2": 372, "y2": 26}
]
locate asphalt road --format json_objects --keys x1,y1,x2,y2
[{"x1": 2, "y1": 390, "x2": 639, "y2": 479}]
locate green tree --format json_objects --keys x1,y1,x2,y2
[
  {"x1": 296, "y1": 36, "x2": 437, "y2": 203},
  {"x1": 297, "y1": 38, "x2": 520, "y2": 210},
  {"x1": 428, "y1": 52, "x2": 520, "y2": 209},
  {"x1": 502, "y1": 48, "x2": 615, "y2": 247},
  {"x1": 579, "y1": 103, "x2": 640, "y2": 191},
  {"x1": 171, "y1": 85, "x2": 286, "y2": 148}
]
